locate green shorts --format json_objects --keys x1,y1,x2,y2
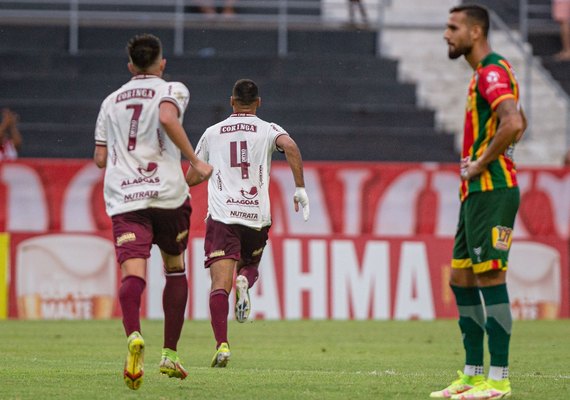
[{"x1": 452, "y1": 187, "x2": 520, "y2": 274}]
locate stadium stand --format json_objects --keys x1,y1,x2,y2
[
  {"x1": 0, "y1": 1, "x2": 458, "y2": 162},
  {"x1": 379, "y1": 0, "x2": 570, "y2": 166}
]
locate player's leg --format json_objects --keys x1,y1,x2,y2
[
  {"x1": 203, "y1": 217, "x2": 241, "y2": 367},
  {"x1": 453, "y1": 188, "x2": 519, "y2": 399},
  {"x1": 120, "y1": 258, "x2": 147, "y2": 390},
  {"x1": 431, "y1": 202, "x2": 485, "y2": 398},
  {"x1": 209, "y1": 258, "x2": 235, "y2": 367},
  {"x1": 112, "y1": 211, "x2": 153, "y2": 390},
  {"x1": 234, "y1": 224, "x2": 269, "y2": 323},
  {"x1": 154, "y1": 199, "x2": 191, "y2": 379}
]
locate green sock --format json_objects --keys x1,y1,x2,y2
[
  {"x1": 480, "y1": 284, "x2": 512, "y2": 368},
  {"x1": 451, "y1": 285, "x2": 485, "y2": 367}
]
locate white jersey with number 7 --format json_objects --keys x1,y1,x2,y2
[{"x1": 94, "y1": 75, "x2": 190, "y2": 216}]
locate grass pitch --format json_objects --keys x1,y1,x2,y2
[{"x1": 0, "y1": 319, "x2": 568, "y2": 399}]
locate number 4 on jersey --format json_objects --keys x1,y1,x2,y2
[{"x1": 230, "y1": 141, "x2": 250, "y2": 179}]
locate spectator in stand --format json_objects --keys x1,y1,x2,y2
[
  {"x1": 553, "y1": 0, "x2": 570, "y2": 60},
  {"x1": 349, "y1": 0, "x2": 368, "y2": 27},
  {"x1": 0, "y1": 108, "x2": 23, "y2": 161}
]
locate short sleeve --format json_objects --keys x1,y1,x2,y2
[
  {"x1": 195, "y1": 133, "x2": 209, "y2": 162},
  {"x1": 94, "y1": 97, "x2": 110, "y2": 146},
  {"x1": 160, "y1": 82, "x2": 190, "y2": 116},
  {"x1": 269, "y1": 122, "x2": 289, "y2": 152},
  {"x1": 477, "y1": 65, "x2": 515, "y2": 110}
]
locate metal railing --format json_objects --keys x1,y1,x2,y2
[
  {"x1": 0, "y1": 0, "x2": 387, "y2": 57},
  {"x1": 1, "y1": 0, "x2": 568, "y2": 148}
]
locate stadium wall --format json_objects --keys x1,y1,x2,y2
[{"x1": 1, "y1": 159, "x2": 568, "y2": 320}]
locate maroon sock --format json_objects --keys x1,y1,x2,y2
[
  {"x1": 239, "y1": 266, "x2": 259, "y2": 289},
  {"x1": 162, "y1": 273, "x2": 188, "y2": 351},
  {"x1": 209, "y1": 289, "x2": 229, "y2": 347},
  {"x1": 119, "y1": 275, "x2": 146, "y2": 336}
]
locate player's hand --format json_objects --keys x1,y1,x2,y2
[
  {"x1": 293, "y1": 187, "x2": 310, "y2": 221},
  {"x1": 186, "y1": 160, "x2": 213, "y2": 186},
  {"x1": 460, "y1": 158, "x2": 484, "y2": 181}
]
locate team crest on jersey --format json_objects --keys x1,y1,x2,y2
[{"x1": 492, "y1": 226, "x2": 513, "y2": 251}]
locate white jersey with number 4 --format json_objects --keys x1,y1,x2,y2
[
  {"x1": 196, "y1": 113, "x2": 288, "y2": 229},
  {"x1": 95, "y1": 75, "x2": 190, "y2": 216}
]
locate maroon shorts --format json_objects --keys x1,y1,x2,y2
[
  {"x1": 204, "y1": 217, "x2": 270, "y2": 268},
  {"x1": 111, "y1": 198, "x2": 191, "y2": 265}
]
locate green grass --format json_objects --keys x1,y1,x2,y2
[{"x1": 0, "y1": 319, "x2": 568, "y2": 399}]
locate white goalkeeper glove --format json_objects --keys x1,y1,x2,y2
[{"x1": 293, "y1": 187, "x2": 310, "y2": 222}]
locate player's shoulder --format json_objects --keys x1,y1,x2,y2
[
  {"x1": 480, "y1": 52, "x2": 512, "y2": 72},
  {"x1": 267, "y1": 121, "x2": 288, "y2": 135},
  {"x1": 159, "y1": 80, "x2": 189, "y2": 96}
]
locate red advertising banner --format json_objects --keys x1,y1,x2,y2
[{"x1": 1, "y1": 159, "x2": 568, "y2": 320}]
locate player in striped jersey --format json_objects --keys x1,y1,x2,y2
[
  {"x1": 94, "y1": 34, "x2": 212, "y2": 389},
  {"x1": 186, "y1": 79, "x2": 309, "y2": 368},
  {"x1": 431, "y1": 5, "x2": 527, "y2": 400}
]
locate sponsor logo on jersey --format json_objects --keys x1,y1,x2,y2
[
  {"x1": 486, "y1": 70, "x2": 500, "y2": 83},
  {"x1": 176, "y1": 229, "x2": 189, "y2": 242},
  {"x1": 220, "y1": 123, "x2": 257, "y2": 134},
  {"x1": 492, "y1": 225, "x2": 513, "y2": 251},
  {"x1": 226, "y1": 198, "x2": 259, "y2": 206},
  {"x1": 121, "y1": 176, "x2": 160, "y2": 188},
  {"x1": 124, "y1": 190, "x2": 159, "y2": 202},
  {"x1": 115, "y1": 88, "x2": 155, "y2": 103},
  {"x1": 116, "y1": 232, "x2": 136, "y2": 246},
  {"x1": 216, "y1": 171, "x2": 223, "y2": 191},
  {"x1": 251, "y1": 247, "x2": 264, "y2": 257},
  {"x1": 230, "y1": 211, "x2": 259, "y2": 220},
  {"x1": 240, "y1": 186, "x2": 258, "y2": 200}
]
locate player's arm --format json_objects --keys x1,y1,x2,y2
[
  {"x1": 4, "y1": 109, "x2": 23, "y2": 151},
  {"x1": 94, "y1": 145, "x2": 107, "y2": 168},
  {"x1": 186, "y1": 136, "x2": 208, "y2": 187},
  {"x1": 276, "y1": 134, "x2": 310, "y2": 221},
  {"x1": 462, "y1": 98, "x2": 525, "y2": 180},
  {"x1": 93, "y1": 105, "x2": 107, "y2": 168},
  {"x1": 159, "y1": 101, "x2": 212, "y2": 183}
]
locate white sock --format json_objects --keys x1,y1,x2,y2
[
  {"x1": 489, "y1": 366, "x2": 509, "y2": 381},
  {"x1": 464, "y1": 365, "x2": 484, "y2": 376}
]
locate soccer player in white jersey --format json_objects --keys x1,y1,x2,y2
[
  {"x1": 93, "y1": 34, "x2": 212, "y2": 390},
  {"x1": 186, "y1": 79, "x2": 310, "y2": 368}
]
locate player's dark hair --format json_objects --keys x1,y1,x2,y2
[
  {"x1": 450, "y1": 4, "x2": 490, "y2": 38},
  {"x1": 127, "y1": 34, "x2": 162, "y2": 71},
  {"x1": 232, "y1": 79, "x2": 259, "y2": 105}
]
